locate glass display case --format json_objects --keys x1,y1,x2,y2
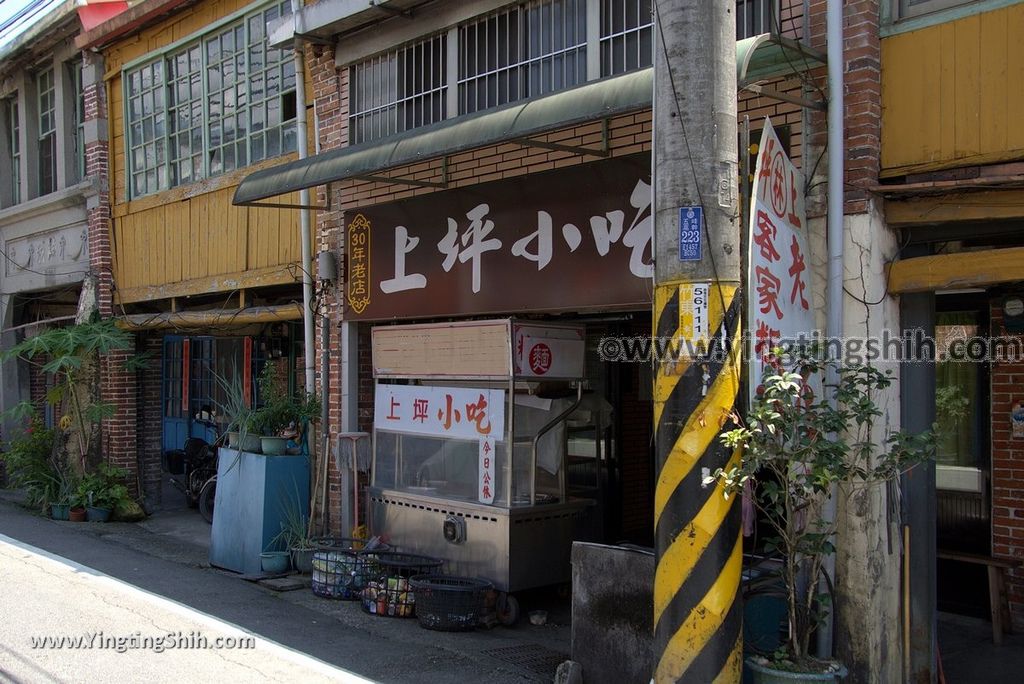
[{"x1": 368, "y1": 319, "x2": 598, "y2": 593}]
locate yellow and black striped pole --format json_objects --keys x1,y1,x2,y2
[{"x1": 652, "y1": 2, "x2": 741, "y2": 681}]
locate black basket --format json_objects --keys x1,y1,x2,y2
[
  {"x1": 310, "y1": 538, "x2": 391, "y2": 600},
  {"x1": 409, "y1": 575, "x2": 492, "y2": 631},
  {"x1": 361, "y1": 552, "x2": 444, "y2": 618}
]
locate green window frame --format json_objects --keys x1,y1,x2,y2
[
  {"x1": 37, "y1": 66, "x2": 56, "y2": 196},
  {"x1": 123, "y1": 0, "x2": 295, "y2": 199},
  {"x1": 5, "y1": 96, "x2": 20, "y2": 206},
  {"x1": 69, "y1": 60, "x2": 86, "y2": 182}
]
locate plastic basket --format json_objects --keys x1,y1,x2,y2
[
  {"x1": 360, "y1": 552, "x2": 444, "y2": 618},
  {"x1": 310, "y1": 538, "x2": 391, "y2": 600},
  {"x1": 409, "y1": 575, "x2": 492, "y2": 631}
]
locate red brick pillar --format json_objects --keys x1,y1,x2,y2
[
  {"x1": 990, "y1": 303, "x2": 1024, "y2": 630},
  {"x1": 310, "y1": 44, "x2": 348, "y2": 537},
  {"x1": 83, "y1": 51, "x2": 139, "y2": 495}
]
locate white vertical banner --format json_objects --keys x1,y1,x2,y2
[
  {"x1": 747, "y1": 118, "x2": 815, "y2": 403},
  {"x1": 478, "y1": 436, "x2": 496, "y2": 504}
]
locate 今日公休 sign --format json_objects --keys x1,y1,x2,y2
[
  {"x1": 747, "y1": 118, "x2": 814, "y2": 401},
  {"x1": 374, "y1": 385, "x2": 506, "y2": 442}
]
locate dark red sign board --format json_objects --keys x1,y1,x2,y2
[{"x1": 345, "y1": 153, "x2": 653, "y2": 321}]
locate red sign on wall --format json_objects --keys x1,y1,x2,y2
[{"x1": 345, "y1": 154, "x2": 653, "y2": 320}]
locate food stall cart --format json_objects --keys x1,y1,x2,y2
[{"x1": 368, "y1": 319, "x2": 600, "y2": 619}]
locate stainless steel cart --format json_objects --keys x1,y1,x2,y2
[{"x1": 368, "y1": 319, "x2": 599, "y2": 614}]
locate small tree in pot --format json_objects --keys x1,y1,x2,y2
[{"x1": 707, "y1": 348, "x2": 933, "y2": 680}]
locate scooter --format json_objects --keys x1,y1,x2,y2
[{"x1": 162, "y1": 420, "x2": 219, "y2": 524}]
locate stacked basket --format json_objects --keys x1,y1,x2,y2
[
  {"x1": 311, "y1": 538, "x2": 390, "y2": 600},
  {"x1": 360, "y1": 552, "x2": 444, "y2": 617},
  {"x1": 408, "y1": 575, "x2": 493, "y2": 631}
]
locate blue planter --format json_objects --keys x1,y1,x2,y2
[
  {"x1": 50, "y1": 504, "x2": 70, "y2": 520},
  {"x1": 86, "y1": 506, "x2": 111, "y2": 522},
  {"x1": 745, "y1": 658, "x2": 847, "y2": 683},
  {"x1": 260, "y1": 551, "x2": 290, "y2": 574}
]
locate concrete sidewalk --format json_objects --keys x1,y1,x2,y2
[{"x1": 0, "y1": 489, "x2": 572, "y2": 683}]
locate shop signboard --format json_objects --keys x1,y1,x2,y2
[
  {"x1": 512, "y1": 324, "x2": 585, "y2": 379},
  {"x1": 374, "y1": 384, "x2": 506, "y2": 442},
  {"x1": 346, "y1": 154, "x2": 653, "y2": 320},
  {"x1": 747, "y1": 118, "x2": 814, "y2": 401}
]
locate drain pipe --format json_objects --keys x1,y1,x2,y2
[
  {"x1": 293, "y1": 0, "x2": 315, "y2": 396},
  {"x1": 818, "y1": 0, "x2": 845, "y2": 660}
]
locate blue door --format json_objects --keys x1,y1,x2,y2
[{"x1": 161, "y1": 336, "x2": 188, "y2": 452}]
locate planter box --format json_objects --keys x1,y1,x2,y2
[{"x1": 209, "y1": 448, "x2": 310, "y2": 575}]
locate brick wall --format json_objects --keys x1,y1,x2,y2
[
  {"x1": 138, "y1": 334, "x2": 163, "y2": 505},
  {"x1": 84, "y1": 50, "x2": 139, "y2": 495},
  {"x1": 807, "y1": 0, "x2": 881, "y2": 215},
  {"x1": 990, "y1": 303, "x2": 1024, "y2": 630}
]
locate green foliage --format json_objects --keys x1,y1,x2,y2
[
  {"x1": 0, "y1": 419, "x2": 68, "y2": 512},
  {"x1": 77, "y1": 462, "x2": 131, "y2": 511},
  {"x1": 251, "y1": 364, "x2": 320, "y2": 436},
  {"x1": 707, "y1": 347, "x2": 935, "y2": 668},
  {"x1": 270, "y1": 481, "x2": 314, "y2": 551},
  {"x1": 0, "y1": 319, "x2": 137, "y2": 465}
]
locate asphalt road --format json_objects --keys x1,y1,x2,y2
[
  {"x1": 0, "y1": 533, "x2": 369, "y2": 683},
  {"x1": 0, "y1": 496, "x2": 551, "y2": 683}
]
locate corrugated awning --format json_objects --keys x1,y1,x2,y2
[{"x1": 234, "y1": 34, "x2": 825, "y2": 208}]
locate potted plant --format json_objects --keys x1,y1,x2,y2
[
  {"x1": 48, "y1": 466, "x2": 78, "y2": 521},
  {"x1": 272, "y1": 484, "x2": 318, "y2": 573},
  {"x1": 69, "y1": 489, "x2": 88, "y2": 522},
  {"x1": 707, "y1": 348, "x2": 934, "y2": 682},
  {"x1": 79, "y1": 463, "x2": 130, "y2": 523},
  {"x1": 213, "y1": 367, "x2": 261, "y2": 453}
]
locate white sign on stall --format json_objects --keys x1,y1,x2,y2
[
  {"x1": 747, "y1": 118, "x2": 815, "y2": 401},
  {"x1": 478, "y1": 436, "x2": 496, "y2": 504},
  {"x1": 374, "y1": 384, "x2": 506, "y2": 441}
]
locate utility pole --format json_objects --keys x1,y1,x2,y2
[{"x1": 652, "y1": 1, "x2": 741, "y2": 682}]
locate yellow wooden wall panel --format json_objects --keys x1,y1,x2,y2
[
  {"x1": 1006, "y1": 8, "x2": 1024, "y2": 152},
  {"x1": 952, "y1": 14, "x2": 981, "y2": 160},
  {"x1": 937, "y1": 22, "x2": 956, "y2": 162},
  {"x1": 882, "y1": 3, "x2": 1024, "y2": 176},
  {"x1": 978, "y1": 11, "x2": 1008, "y2": 156},
  {"x1": 102, "y1": 0, "x2": 307, "y2": 298}
]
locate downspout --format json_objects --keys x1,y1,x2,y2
[
  {"x1": 818, "y1": 0, "x2": 845, "y2": 660},
  {"x1": 293, "y1": 0, "x2": 315, "y2": 396}
]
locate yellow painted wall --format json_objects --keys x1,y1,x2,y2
[
  {"x1": 881, "y1": 3, "x2": 1024, "y2": 177},
  {"x1": 104, "y1": 0, "x2": 309, "y2": 303}
]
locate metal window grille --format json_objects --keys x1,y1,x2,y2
[
  {"x1": 124, "y1": 1, "x2": 295, "y2": 198},
  {"x1": 37, "y1": 66, "x2": 56, "y2": 195},
  {"x1": 5, "y1": 97, "x2": 19, "y2": 206},
  {"x1": 736, "y1": 0, "x2": 777, "y2": 40},
  {"x1": 349, "y1": 33, "x2": 447, "y2": 145},
  {"x1": 599, "y1": 0, "x2": 652, "y2": 77},
  {"x1": 69, "y1": 60, "x2": 85, "y2": 181},
  {"x1": 459, "y1": 0, "x2": 587, "y2": 115}
]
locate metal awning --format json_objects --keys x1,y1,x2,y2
[{"x1": 234, "y1": 35, "x2": 826, "y2": 208}]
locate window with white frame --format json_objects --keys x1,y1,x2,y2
[
  {"x1": 349, "y1": 33, "x2": 447, "y2": 145},
  {"x1": 600, "y1": 0, "x2": 652, "y2": 76},
  {"x1": 458, "y1": 0, "x2": 587, "y2": 115},
  {"x1": 127, "y1": 59, "x2": 167, "y2": 196},
  {"x1": 69, "y1": 60, "x2": 85, "y2": 181},
  {"x1": 4, "y1": 96, "x2": 19, "y2": 206},
  {"x1": 37, "y1": 66, "x2": 56, "y2": 196},
  {"x1": 124, "y1": 0, "x2": 295, "y2": 198}
]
